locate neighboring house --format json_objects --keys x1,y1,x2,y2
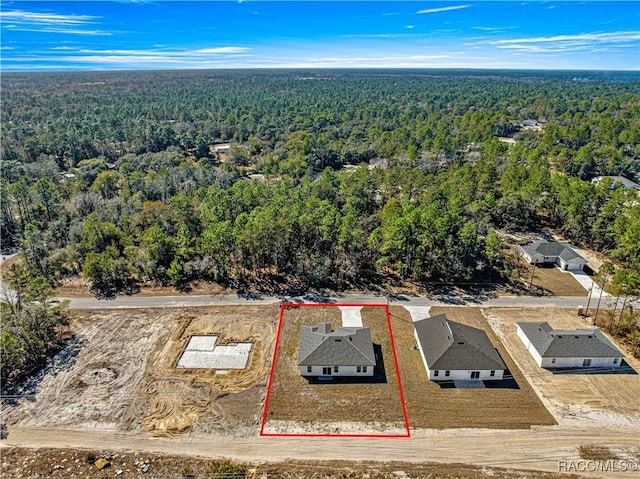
[
  {"x1": 413, "y1": 314, "x2": 506, "y2": 381},
  {"x1": 518, "y1": 240, "x2": 586, "y2": 271},
  {"x1": 213, "y1": 143, "x2": 231, "y2": 154},
  {"x1": 519, "y1": 119, "x2": 539, "y2": 128},
  {"x1": 517, "y1": 322, "x2": 624, "y2": 369},
  {"x1": 591, "y1": 175, "x2": 640, "y2": 191},
  {"x1": 298, "y1": 323, "x2": 375, "y2": 377}
]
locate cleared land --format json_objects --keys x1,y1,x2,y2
[
  {"x1": 0, "y1": 447, "x2": 585, "y2": 479},
  {"x1": 483, "y1": 307, "x2": 640, "y2": 427},
  {"x1": 391, "y1": 306, "x2": 557, "y2": 429},
  {"x1": 262, "y1": 305, "x2": 407, "y2": 435},
  {"x1": 1, "y1": 306, "x2": 277, "y2": 437}
]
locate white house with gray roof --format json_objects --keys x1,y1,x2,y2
[
  {"x1": 518, "y1": 240, "x2": 586, "y2": 271},
  {"x1": 413, "y1": 314, "x2": 506, "y2": 381},
  {"x1": 517, "y1": 322, "x2": 623, "y2": 369},
  {"x1": 298, "y1": 323, "x2": 375, "y2": 377}
]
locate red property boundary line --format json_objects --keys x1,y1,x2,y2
[{"x1": 260, "y1": 303, "x2": 410, "y2": 438}]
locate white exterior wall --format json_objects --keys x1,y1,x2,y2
[
  {"x1": 517, "y1": 324, "x2": 621, "y2": 368},
  {"x1": 428, "y1": 369, "x2": 504, "y2": 381},
  {"x1": 517, "y1": 324, "x2": 544, "y2": 366},
  {"x1": 557, "y1": 258, "x2": 584, "y2": 271},
  {"x1": 299, "y1": 365, "x2": 374, "y2": 377},
  {"x1": 416, "y1": 330, "x2": 504, "y2": 381},
  {"x1": 540, "y1": 356, "x2": 622, "y2": 368}
]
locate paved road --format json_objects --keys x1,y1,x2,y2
[
  {"x1": 2, "y1": 425, "x2": 639, "y2": 478},
  {"x1": 59, "y1": 292, "x2": 626, "y2": 311}
]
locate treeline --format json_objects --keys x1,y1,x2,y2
[
  {"x1": 0, "y1": 70, "x2": 639, "y2": 296},
  {"x1": 1, "y1": 265, "x2": 70, "y2": 390}
]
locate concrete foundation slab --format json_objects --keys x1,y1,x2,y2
[{"x1": 177, "y1": 335, "x2": 252, "y2": 369}]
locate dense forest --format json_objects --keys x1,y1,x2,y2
[
  {"x1": 2, "y1": 68, "x2": 640, "y2": 385},
  {"x1": 1, "y1": 69, "x2": 639, "y2": 294}
]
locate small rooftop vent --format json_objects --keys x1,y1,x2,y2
[
  {"x1": 334, "y1": 339, "x2": 342, "y2": 342},
  {"x1": 457, "y1": 341, "x2": 465, "y2": 345}
]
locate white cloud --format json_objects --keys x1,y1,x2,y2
[
  {"x1": 489, "y1": 31, "x2": 640, "y2": 45},
  {"x1": 417, "y1": 5, "x2": 471, "y2": 15},
  {"x1": 468, "y1": 31, "x2": 640, "y2": 54},
  {"x1": 4, "y1": 26, "x2": 112, "y2": 36},
  {"x1": 0, "y1": 8, "x2": 111, "y2": 35},
  {"x1": 406, "y1": 25, "x2": 414, "y2": 30},
  {"x1": 0, "y1": 10, "x2": 98, "y2": 26}
]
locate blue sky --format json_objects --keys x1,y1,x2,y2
[{"x1": 1, "y1": 1, "x2": 639, "y2": 71}]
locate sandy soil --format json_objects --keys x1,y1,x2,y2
[
  {"x1": 483, "y1": 307, "x2": 640, "y2": 428},
  {"x1": 1, "y1": 306, "x2": 278, "y2": 437},
  {"x1": 0, "y1": 446, "x2": 584, "y2": 479}
]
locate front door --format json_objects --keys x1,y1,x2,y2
[
  {"x1": 470, "y1": 371, "x2": 480, "y2": 379},
  {"x1": 322, "y1": 367, "x2": 332, "y2": 375}
]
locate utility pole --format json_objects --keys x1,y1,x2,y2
[
  {"x1": 529, "y1": 262, "x2": 536, "y2": 290},
  {"x1": 593, "y1": 283, "x2": 604, "y2": 326},
  {"x1": 584, "y1": 286, "x2": 594, "y2": 316}
]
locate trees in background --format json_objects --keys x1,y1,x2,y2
[{"x1": 0, "y1": 70, "x2": 638, "y2": 296}]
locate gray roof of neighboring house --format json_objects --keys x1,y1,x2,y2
[
  {"x1": 519, "y1": 241, "x2": 586, "y2": 264},
  {"x1": 414, "y1": 314, "x2": 506, "y2": 371},
  {"x1": 592, "y1": 176, "x2": 639, "y2": 189},
  {"x1": 298, "y1": 323, "x2": 376, "y2": 366},
  {"x1": 518, "y1": 322, "x2": 623, "y2": 358}
]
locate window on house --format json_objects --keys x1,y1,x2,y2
[
  {"x1": 490, "y1": 370, "x2": 495, "y2": 377},
  {"x1": 470, "y1": 371, "x2": 480, "y2": 379},
  {"x1": 322, "y1": 367, "x2": 331, "y2": 375},
  {"x1": 434, "y1": 370, "x2": 439, "y2": 377},
  {"x1": 307, "y1": 366, "x2": 312, "y2": 373},
  {"x1": 334, "y1": 365, "x2": 339, "y2": 373},
  {"x1": 362, "y1": 366, "x2": 367, "y2": 373},
  {"x1": 613, "y1": 358, "x2": 619, "y2": 364},
  {"x1": 445, "y1": 370, "x2": 450, "y2": 377},
  {"x1": 583, "y1": 358, "x2": 591, "y2": 367},
  {"x1": 551, "y1": 358, "x2": 556, "y2": 364},
  {"x1": 357, "y1": 366, "x2": 362, "y2": 373}
]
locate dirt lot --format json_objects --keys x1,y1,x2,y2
[
  {"x1": 483, "y1": 307, "x2": 640, "y2": 427},
  {"x1": 1, "y1": 306, "x2": 277, "y2": 437},
  {"x1": 390, "y1": 306, "x2": 556, "y2": 429},
  {"x1": 262, "y1": 305, "x2": 407, "y2": 435},
  {"x1": 0, "y1": 447, "x2": 584, "y2": 479}
]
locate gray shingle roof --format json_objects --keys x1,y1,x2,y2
[
  {"x1": 414, "y1": 314, "x2": 506, "y2": 371},
  {"x1": 520, "y1": 241, "x2": 585, "y2": 263},
  {"x1": 298, "y1": 323, "x2": 376, "y2": 367},
  {"x1": 518, "y1": 322, "x2": 623, "y2": 358}
]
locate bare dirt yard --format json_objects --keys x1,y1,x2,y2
[
  {"x1": 483, "y1": 307, "x2": 640, "y2": 428},
  {"x1": 1, "y1": 306, "x2": 277, "y2": 437},
  {"x1": 262, "y1": 305, "x2": 407, "y2": 435},
  {"x1": 390, "y1": 306, "x2": 557, "y2": 429},
  {"x1": 0, "y1": 447, "x2": 584, "y2": 479}
]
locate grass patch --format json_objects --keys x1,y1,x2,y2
[{"x1": 579, "y1": 445, "x2": 620, "y2": 461}]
